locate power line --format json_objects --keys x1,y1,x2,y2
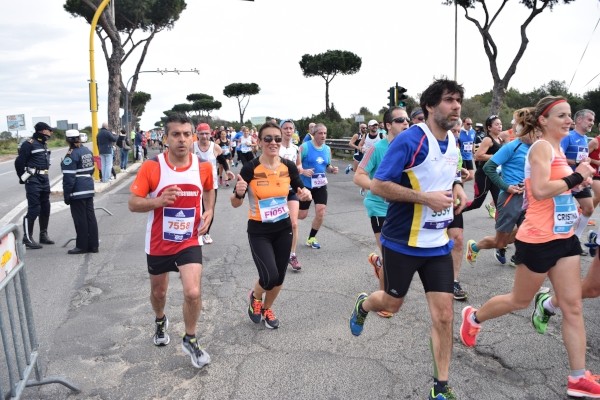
[{"x1": 568, "y1": 15, "x2": 600, "y2": 90}]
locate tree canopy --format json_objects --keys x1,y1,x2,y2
[
  {"x1": 64, "y1": 0, "x2": 186, "y2": 132},
  {"x1": 223, "y1": 83, "x2": 261, "y2": 125},
  {"x1": 299, "y1": 50, "x2": 361, "y2": 114},
  {"x1": 443, "y1": 0, "x2": 577, "y2": 114}
]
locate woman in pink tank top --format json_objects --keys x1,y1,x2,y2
[{"x1": 459, "y1": 97, "x2": 600, "y2": 398}]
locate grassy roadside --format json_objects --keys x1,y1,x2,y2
[{"x1": 0, "y1": 138, "x2": 68, "y2": 156}]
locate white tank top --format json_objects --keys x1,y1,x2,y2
[
  {"x1": 279, "y1": 142, "x2": 299, "y2": 163},
  {"x1": 405, "y1": 123, "x2": 458, "y2": 248},
  {"x1": 193, "y1": 142, "x2": 218, "y2": 189}
]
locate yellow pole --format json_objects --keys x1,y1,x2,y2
[{"x1": 89, "y1": 0, "x2": 111, "y2": 180}]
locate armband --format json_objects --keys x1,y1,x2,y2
[
  {"x1": 561, "y1": 172, "x2": 584, "y2": 190},
  {"x1": 234, "y1": 191, "x2": 245, "y2": 200},
  {"x1": 452, "y1": 181, "x2": 463, "y2": 188}
]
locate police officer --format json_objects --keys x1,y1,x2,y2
[
  {"x1": 62, "y1": 129, "x2": 99, "y2": 255},
  {"x1": 14, "y1": 122, "x2": 54, "y2": 249}
]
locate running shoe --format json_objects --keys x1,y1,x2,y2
[
  {"x1": 360, "y1": 188, "x2": 366, "y2": 196},
  {"x1": 567, "y1": 372, "x2": 600, "y2": 398},
  {"x1": 589, "y1": 219, "x2": 597, "y2": 226},
  {"x1": 182, "y1": 335, "x2": 211, "y2": 369},
  {"x1": 349, "y1": 293, "x2": 369, "y2": 336},
  {"x1": 494, "y1": 248, "x2": 506, "y2": 265},
  {"x1": 247, "y1": 291, "x2": 262, "y2": 324},
  {"x1": 465, "y1": 240, "x2": 479, "y2": 265},
  {"x1": 262, "y1": 308, "x2": 280, "y2": 329},
  {"x1": 345, "y1": 163, "x2": 353, "y2": 174},
  {"x1": 306, "y1": 237, "x2": 321, "y2": 249},
  {"x1": 202, "y1": 234, "x2": 213, "y2": 244},
  {"x1": 289, "y1": 254, "x2": 301, "y2": 271},
  {"x1": 531, "y1": 291, "x2": 554, "y2": 334},
  {"x1": 485, "y1": 203, "x2": 496, "y2": 219},
  {"x1": 153, "y1": 315, "x2": 170, "y2": 346},
  {"x1": 368, "y1": 253, "x2": 382, "y2": 280},
  {"x1": 225, "y1": 180, "x2": 230, "y2": 187},
  {"x1": 460, "y1": 306, "x2": 481, "y2": 347},
  {"x1": 453, "y1": 281, "x2": 467, "y2": 301},
  {"x1": 585, "y1": 231, "x2": 598, "y2": 257},
  {"x1": 428, "y1": 386, "x2": 457, "y2": 400},
  {"x1": 509, "y1": 255, "x2": 516, "y2": 267}
]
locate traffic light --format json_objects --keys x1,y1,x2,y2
[
  {"x1": 396, "y1": 84, "x2": 408, "y2": 107},
  {"x1": 387, "y1": 87, "x2": 396, "y2": 108}
]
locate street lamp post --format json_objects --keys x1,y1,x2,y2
[{"x1": 123, "y1": 68, "x2": 199, "y2": 133}]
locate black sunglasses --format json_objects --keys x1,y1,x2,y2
[
  {"x1": 392, "y1": 117, "x2": 409, "y2": 124},
  {"x1": 262, "y1": 135, "x2": 282, "y2": 143}
]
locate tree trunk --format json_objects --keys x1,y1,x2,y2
[
  {"x1": 107, "y1": 45, "x2": 123, "y2": 167},
  {"x1": 490, "y1": 81, "x2": 506, "y2": 115},
  {"x1": 325, "y1": 80, "x2": 330, "y2": 114},
  {"x1": 238, "y1": 97, "x2": 244, "y2": 125}
]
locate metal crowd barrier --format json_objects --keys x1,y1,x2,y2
[{"x1": 0, "y1": 223, "x2": 79, "y2": 399}]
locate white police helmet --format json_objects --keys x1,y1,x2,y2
[{"x1": 66, "y1": 129, "x2": 80, "y2": 138}]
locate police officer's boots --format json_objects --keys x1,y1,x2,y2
[
  {"x1": 38, "y1": 215, "x2": 54, "y2": 245},
  {"x1": 22, "y1": 217, "x2": 42, "y2": 250}
]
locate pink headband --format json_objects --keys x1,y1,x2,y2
[{"x1": 541, "y1": 99, "x2": 566, "y2": 117}]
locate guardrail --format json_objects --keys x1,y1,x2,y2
[
  {"x1": 325, "y1": 138, "x2": 353, "y2": 157},
  {"x1": 0, "y1": 223, "x2": 79, "y2": 399}
]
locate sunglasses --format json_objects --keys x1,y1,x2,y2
[
  {"x1": 262, "y1": 135, "x2": 282, "y2": 143},
  {"x1": 464, "y1": 123, "x2": 472, "y2": 126},
  {"x1": 392, "y1": 117, "x2": 409, "y2": 124},
  {"x1": 198, "y1": 132, "x2": 211, "y2": 135}
]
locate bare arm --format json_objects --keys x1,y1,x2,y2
[
  {"x1": 128, "y1": 185, "x2": 182, "y2": 212},
  {"x1": 353, "y1": 166, "x2": 371, "y2": 190},
  {"x1": 371, "y1": 179, "x2": 453, "y2": 212},
  {"x1": 348, "y1": 134, "x2": 359, "y2": 151},
  {"x1": 199, "y1": 189, "x2": 215, "y2": 235},
  {"x1": 529, "y1": 141, "x2": 594, "y2": 200},
  {"x1": 474, "y1": 137, "x2": 493, "y2": 162}
]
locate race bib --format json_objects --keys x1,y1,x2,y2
[
  {"x1": 221, "y1": 145, "x2": 230, "y2": 155},
  {"x1": 259, "y1": 196, "x2": 289, "y2": 223},
  {"x1": 422, "y1": 205, "x2": 454, "y2": 230},
  {"x1": 553, "y1": 194, "x2": 578, "y2": 234},
  {"x1": 576, "y1": 146, "x2": 588, "y2": 162},
  {"x1": 463, "y1": 142, "x2": 473, "y2": 152},
  {"x1": 163, "y1": 207, "x2": 195, "y2": 242},
  {"x1": 311, "y1": 173, "x2": 328, "y2": 188}
]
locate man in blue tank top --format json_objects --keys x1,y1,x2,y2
[{"x1": 348, "y1": 79, "x2": 468, "y2": 400}]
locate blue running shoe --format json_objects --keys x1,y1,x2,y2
[
  {"x1": 345, "y1": 163, "x2": 353, "y2": 174},
  {"x1": 429, "y1": 386, "x2": 456, "y2": 399},
  {"x1": 306, "y1": 237, "x2": 321, "y2": 249},
  {"x1": 494, "y1": 248, "x2": 506, "y2": 265},
  {"x1": 349, "y1": 293, "x2": 368, "y2": 336},
  {"x1": 585, "y1": 231, "x2": 598, "y2": 257}
]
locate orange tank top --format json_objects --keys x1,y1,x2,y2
[{"x1": 516, "y1": 140, "x2": 577, "y2": 243}]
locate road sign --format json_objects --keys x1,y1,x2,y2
[
  {"x1": 7, "y1": 114, "x2": 26, "y2": 131},
  {"x1": 354, "y1": 114, "x2": 364, "y2": 123}
]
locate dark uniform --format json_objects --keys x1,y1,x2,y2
[
  {"x1": 62, "y1": 141, "x2": 99, "y2": 254},
  {"x1": 14, "y1": 124, "x2": 54, "y2": 248}
]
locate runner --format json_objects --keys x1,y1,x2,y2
[
  {"x1": 465, "y1": 107, "x2": 540, "y2": 266},
  {"x1": 348, "y1": 79, "x2": 467, "y2": 400},
  {"x1": 297, "y1": 123, "x2": 339, "y2": 249},
  {"x1": 279, "y1": 118, "x2": 302, "y2": 271},
  {"x1": 231, "y1": 121, "x2": 311, "y2": 329},
  {"x1": 128, "y1": 113, "x2": 215, "y2": 369},
  {"x1": 353, "y1": 106, "x2": 409, "y2": 316},
  {"x1": 459, "y1": 96, "x2": 600, "y2": 398}
]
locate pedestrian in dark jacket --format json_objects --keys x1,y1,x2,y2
[
  {"x1": 62, "y1": 129, "x2": 99, "y2": 254},
  {"x1": 14, "y1": 122, "x2": 55, "y2": 249},
  {"x1": 97, "y1": 122, "x2": 117, "y2": 183}
]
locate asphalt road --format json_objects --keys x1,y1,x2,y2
[{"x1": 7, "y1": 155, "x2": 600, "y2": 400}]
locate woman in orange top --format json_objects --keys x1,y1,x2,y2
[
  {"x1": 231, "y1": 122, "x2": 311, "y2": 329},
  {"x1": 459, "y1": 96, "x2": 600, "y2": 398}
]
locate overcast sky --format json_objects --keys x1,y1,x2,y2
[{"x1": 1, "y1": 0, "x2": 599, "y2": 133}]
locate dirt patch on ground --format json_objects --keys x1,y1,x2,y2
[{"x1": 0, "y1": 154, "x2": 16, "y2": 163}]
